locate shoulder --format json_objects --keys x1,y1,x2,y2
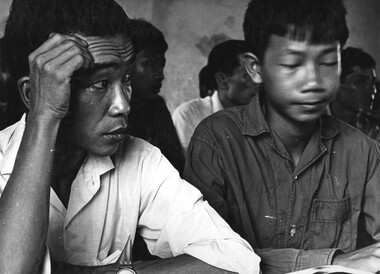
[
  {"x1": 195, "y1": 105, "x2": 248, "y2": 135},
  {"x1": 322, "y1": 114, "x2": 380, "y2": 152},
  {"x1": 172, "y1": 97, "x2": 211, "y2": 120},
  {"x1": 117, "y1": 135, "x2": 160, "y2": 161},
  {"x1": 116, "y1": 135, "x2": 179, "y2": 171}
]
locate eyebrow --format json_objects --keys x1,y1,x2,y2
[{"x1": 283, "y1": 46, "x2": 338, "y2": 57}]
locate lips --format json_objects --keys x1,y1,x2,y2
[{"x1": 103, "y1": 127, "x2": 127, "y2": 142}]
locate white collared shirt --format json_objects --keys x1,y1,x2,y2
[
  {"x1": 172, "y1": 91, "x2": 224, "y2": 155},
  {"x1": 0, "y1": 115, "x2": 260, "y2": 273}
]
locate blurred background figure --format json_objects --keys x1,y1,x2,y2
[
  {"x1": 329, "y1": 46, "x2": 379, "y2": 141},
  {"x1": 172, "y1": 39, "x2": 261, "y2": 155},
  {"x1": 128, "y1": 18, "x2": 185, "y2": 175}
]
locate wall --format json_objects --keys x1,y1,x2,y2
[{"x1": 1, "y1": 0, "x2": 379, "y2": 112}]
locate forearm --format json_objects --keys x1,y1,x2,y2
[
  {"x1": 0, "y1": 114, "x2": 61, "y2": 273},
  {"x1": 257, "y1": 247, "x2": 339, "y2": 273},
  {"x1": 52, "y1": 255, "x2": 235, "y2": 274},
  {"x1": 135, "y1": 254, "x2": 236, "y2": 274}
]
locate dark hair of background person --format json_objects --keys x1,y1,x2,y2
[
  {"x1": 243, "y1": 0, "x2": 349, "y2": 60},
  {"x1": 206, "y1": 39, "x2": 250, "y2": 91},
  {"x1": 198, "y1": 65, "x2": 215, "y2": 98},
  {"x1": 129, "y1": 18, "x2": 168, "y2": 55},
  {"x1": 1, "y1": 0, "x2": 131, "y2": 122},
  {"x1": 340, "y1": 47, "x2": 376, "y2": 83}
]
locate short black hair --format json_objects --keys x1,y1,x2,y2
[
  {"x1": 198, "y1": 65, "x2": 214, "y2": 98},
  {"x1": 340, "y1": 47, "x2": 376, "y2": 82},
  {"x1": 206, "y1": 39, "x2": 249, "y2": 90},
  {"x1": 129, "y1": 19, "x2": 168, "y2": 55},
  {"x1": 243, "y1": 0, "x2": 349, "y2": 60},
  {"x1": 3, "y1": 0, "x2": 130, "y2": 85}
]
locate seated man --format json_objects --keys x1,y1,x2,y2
[
  {"x1": 172, "y1": 40, "x2": 260, "y2": 155},
  {"x1": 0, "y1": 0, "x2": 260, "y2": 273},
  {"x1": 128, "y1": 19, "x2": 185, "y2": 175},
  {"x1": 184, "y1": 0, "x2": 380, "y2": 273},
  {"x1": 329, "y1": 47, "x2": 379, "y2": 141}
]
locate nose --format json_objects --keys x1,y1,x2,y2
[
  {"x1": 108, "y1": 83, "x2": 131, "y2": 117},
  {"x1": 303, "y1": 63, "x2": 323, "y2": 92}
]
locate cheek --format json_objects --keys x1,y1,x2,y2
[{"x1": 321, "y1": 67, "x2": 340, "y2": 86}]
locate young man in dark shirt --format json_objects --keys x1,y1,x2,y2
[{"x1": 184, "y1": 0, "x2": 380, "y2": 272}]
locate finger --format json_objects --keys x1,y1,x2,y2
[
  {"x1": 34, "y1": 44, "x2": 94, "y2": 79},
  {"x1": 29, "y1": 33, "x2": 88, "y2": 62},
  {"x1": 57, "y1": 54, "x2": 93, "y2": 80},
  {"x1": 31, "y1": 39, "x2": 91, "y2": 69},
  {"x1": 47, "y1": 43, "x2": 93, "y2": 70}
]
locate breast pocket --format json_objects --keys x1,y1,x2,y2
[{"x1": 311, "y1": 197, "x2": 352, "y2": 250}]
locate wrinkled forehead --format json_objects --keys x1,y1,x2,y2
[{"x1": 77, "y1": 34, "x2": 134, "y2": 65}]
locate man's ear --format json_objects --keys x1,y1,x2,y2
[
  {"x1": 17, "y1": 76, "x2": 32, "y2": 110},
  {"x1": 215, "y1": 72, "x2": 227, "y2": 90},
  {"x1": 243, "y1": 52, "x2": 263, "y2": 84}
]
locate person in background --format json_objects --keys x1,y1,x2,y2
[
  {"x1": 0, "y1": 0, "x2": 261, "y2": 273},
  {"x1": 172, "y1": 40, "x2": 260, "y2": 155},
  {"x1": 128, "y1": 18, "x2": 185, "y2": 175},
  {"x1": 184, "y1": 0, "x2": 380, "y2": 272},
  {"x1": 329, "y1": 46, "x2": 379, "y2": 141}
]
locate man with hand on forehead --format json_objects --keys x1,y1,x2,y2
[{"x1": 0, "y1": 0, "x2": 260, "y2": 273}]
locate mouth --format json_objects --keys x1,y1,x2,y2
[
  {"x1": 297, "y1": 100, "x2": 327, "y2": 112},
  {"x1": 103, "y1": 127, "x2": 127, "y2": 142},
  {"x1": 152, "y1": 85, "x2": 162, "y2": 93}
]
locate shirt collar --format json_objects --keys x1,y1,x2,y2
[
  {"x1": 240, "y1": 93, "x2": 339, "y2": 140},
  {"x1": 0, "y1": 114, "x2": 26, "y2": 175},
  {"x1": 211, "y1": 91, "x2": 224, "y2": 113}
]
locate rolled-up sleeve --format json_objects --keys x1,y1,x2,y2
[{"x1": 137, "y1": 146, "x2": 261, "y2": 274}]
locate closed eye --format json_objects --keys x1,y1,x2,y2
[
  {"x1": 320, "y1": 61, "x2": 338, "y2": 66},
  {"x1": 280, "y1": 64, "x2": 300, "y2": 69}
]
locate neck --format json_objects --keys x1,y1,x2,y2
[
  {"x1": 264, "y1": 104, "x2": 316, "y2": 166},
  {"x1": 218, "y1": 89, "x2": 232, "y2": 108}
]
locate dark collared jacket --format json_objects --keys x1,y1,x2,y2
[{"x1": 184, "y1": 94, "x2": 380, "y2": 273}]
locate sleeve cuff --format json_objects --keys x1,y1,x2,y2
[{"x1": 295, "y1": 248, "x2": 342, "y2": 270}]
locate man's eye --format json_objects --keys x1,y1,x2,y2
[{"x1": 89, "y1": 80, "x2": 108, "y2": 90}]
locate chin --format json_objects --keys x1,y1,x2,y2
[
  {"x1": 88, "y1": 144, "x2": 120, "y2": 157},
  {"x1": 295, "y1": 113, "x2": 322, "y2": 124}
]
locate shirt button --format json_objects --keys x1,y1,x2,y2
[{"x1": 290, "y1": 227, "x2": 296, "y2": 237}]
